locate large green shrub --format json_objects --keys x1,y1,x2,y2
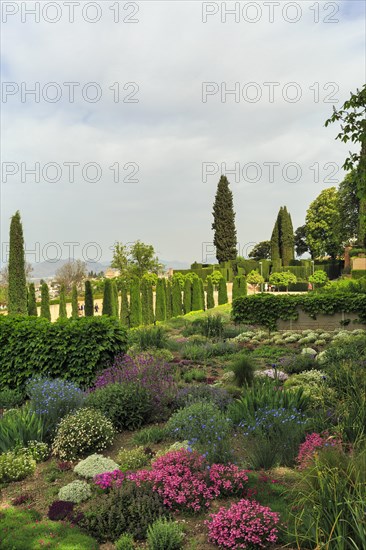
[
  {"x1": 0, "y1": 316, "x2": 128, "y2": 389},
  {"x1": 85, "y1": 383, "x2": 151, "y2": 431},
  {"x1": 52, "y1": 408, "x2": 115, "y2": 461},
  {"x1": 147, "y1": 518, "x2": 184, "y2": 550}
]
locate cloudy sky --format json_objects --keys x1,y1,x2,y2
[{"x1": 1, "y1": 0, "x2": 365, "y2": 267}]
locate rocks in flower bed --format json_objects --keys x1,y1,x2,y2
[{"x1": 255, "y1": 368, "x2": 288, "y2": 381}]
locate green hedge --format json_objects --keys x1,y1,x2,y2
[
  {"x1": 352, "y1": 270, "x2": 366, "y2": 280},
  {"x1": 0, "y1": 316, "x2": 128, "y2": 390},
  {"x1": 232, "y1": 293, "x2": 366, "y2": 330}
]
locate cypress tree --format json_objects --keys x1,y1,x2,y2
[
  {"x1": 120, "y1": 282, "x2": 130, "y2": 327},
  {"x1": 40, "y1": 282, "x2": 51, "y2": 320},
  {"x1": 27, "y1": 283, "x2": 37, "y2": 316},
  {"x1": 171, "y1": 279, "x2": 182, "y2": 317},
  {"x1": 141, "y1": 278, "x2": 151, "y2": 325},
  {"x1": 71, "y1": 284, "x2": 78, "y2": 319},
  {"x1": 102, "y1": 279, "x2": 113, "y2": 316},
  {"x1": 191, "y1": 277, "x2": 201, "y2": 311},
  {"x1": 155, "y1": 278, "x2": 167, "y2": 321},
  {"x1": 183, "y1": 278, "x2": 192, "y2": 314},
  {"x1": 58, "y1": 284, "x2": 67, "y2": 319},
  {"x1": 280, "y1": 206, "x2": 295, "y2": 266},
  {"x1": 218, "y1": 277, "x2": 228, "y2": 305},
  {"x1": 212, "y1": 176, "x2": 237, "y2": 263},
  {"x1": 206, "y1": 277, "x2": 215, "y2": 309},
  {"x1": 232, "y1": 275, "x2": 247, "y2": 302},
  {"x1": 147, "y1": 280, "x2": 154, "y2": 324},
  {"x1": 112, "y1": 280, "x2": 119, "y2": 316},
  {"x1": 199, "y1": 278, "x2": 205, "y2": 311},
  {"x1": 166, "y1": 280, "x2": 172, "y2": 320},
  {"x1": 8, "y1": 211, "x2": 27, "y2": 314},
  {"x1": 129, "y1": 277, "x2": 142, "y2": 327},
  {"x1": 84, "y1": 280, "x2": 94, "y2": 316},
  {"x1": 270, "y1": 212, "x2": 281, "y2": 261}
]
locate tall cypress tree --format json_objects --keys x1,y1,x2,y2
[
  {"x1": 206, "y1": 277, "x2": 215, "y2": 309},
  {"x1": 141, "y1": 278, "x2": 150, "y2": 325},
  {"x1": 40, "y1": 282, "x2": 51, "y2": 320},
  {"x1": 191, "y1": 277, "x2": 201, "y2": 311},
  {"x1": 183, "y1": 278, "x2": 192, "y2": 314},
  {"x1": 171, "y1": 279, "x2": 182, "y2": 317},
  {"x1": 58, "y1": 284, "x2": 67, "y2": 319},
  {"x1": 232, "y1": 275, "x2": 247, "y2": 302},
  {"x1": 199, "y1": 278, "x2": 205, "y2": 311},
  {"x1": 218, "y1": 277, "x2": 228, "y2": 305},
  {"x1": 270, "y1": 213, "x2": 281, "y2": 261},
  {"x1": 212, "y1": 176, "x2": 237, "y2": 263},
  {"x1": 111, "y1": 280, "x2": 119, "y2": 316},
  {"x1": 155, "y1": 278, "x2": 167, "y2": 321},
  {"x1": 129, "y1": 277, "x2": 142, "y2": 327},
  {"x1": 8, "y1": 211, "x2": 27, "y2": 314},
  {"x1": 27, "y1": 283, "x2": 37, "y2": 316},
  {"x1": 84, "y1": 280, "x2": 94, "y2": 316},
  {"x1": 280, "y1": 206, "x2": 295, "y2": 266},
  {"x1": 166, "y1": 280, "x2": 172, "y2": 320},
  {"x1": 71, "y1": 284, "x2": 78, "y2": 319},
  {"x1": 102, "y1": 279, "x2": 113, "y2": 316},
  {"x1": 120, "y1": 282, "x2": 130, "y2": 327},
  {"x1": 147, "y1": 279, "x2": 154, "y2": 324}
]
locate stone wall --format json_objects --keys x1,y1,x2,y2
[{"x1": 277, "y1": 310, "x2": 364, "y2": 331}]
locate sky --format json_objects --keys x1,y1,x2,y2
[{"x1": 1, "y1": 0, "x2": 365, "y2": 268}]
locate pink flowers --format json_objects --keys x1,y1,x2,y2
[
  {"x1": 296, "y1": 432, "x2": 343, "y2": 470},
  {"x1": 206, "y1": 499, "x2": 280, "y2": 549},
  {"x1": 94, "y1": 469, "x2": 125, "y2": 490},
  {"x1": 128, "y1": 450, "x2": 249, "y2": 513}
]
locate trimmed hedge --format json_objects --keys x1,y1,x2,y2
[
  {"x1": 232, "y1": 293, "x2": 366, "y2": 330},
  {"x1": 0, "y1": 316, "x2": 128, "y2": 390}
]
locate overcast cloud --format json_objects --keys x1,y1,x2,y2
[{"x1": 1, "y1": 0, "x2": 365, "y2": 267}]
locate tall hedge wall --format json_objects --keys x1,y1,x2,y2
[{"x1": 0, "y1": 316, "x2": 128, "y2": 389}]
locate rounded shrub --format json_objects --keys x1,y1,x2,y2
[
  {"x1": 115, "y1": 533, "x2": 135, "y2": 550},
  {"x1": 74, "y1": 454, "x2": 120, "y2": 479},
  {"x1": 147, "y1": 518, "x2": 184, "y2": 550},
  {"x1": 229, "y1": 355, "x2": 256, "y2": 387},
  {"x1": 52, "y1": 408, "x2": 115, "y2": 461},
  {"x1": 117, "y1": 446, "x2": 151, "y2": 472},
  {"x1": 58, "y1": 480, "x2": 92, "y2": 503},
  {"x1": 0, "y1": 451, "x2": 36, "y2": 483}
]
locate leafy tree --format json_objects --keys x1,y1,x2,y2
[
  {"x1": 102, "y1": 279, "x2": 114, "y2": 316},
  {"x1": 129, "y1": 241, "x2": 162, "y2": 278},
  {"x1": 55, "y1": 260, "x2": 86, "y2": 292},
  {"x1": 171, "y1": 279, "x2": 182, "y2": 317},
  {"x1": 8, "y1": 211, "x2": 27, "y2": 315},
  {"x1": 249, "y1": 241, "x2": 271, "y2": 261},
  {"x1": 309, "y1": 270, "x2": 329, "y2": 289},
  {"x1": 40, "y1": 283, "x2": 51, "y2": 320},
  {"x1": 191, "y1": 277, "x2": 201, "y2": 311},
  {"x1": 305, "y1": 187, "x2": 341, "y2": 259},
  {"x1": 183, "y1": 278, "x2": 192, "y2": 314},
  {"x1": 206, "y1": 276, "x2": 215, "y2": 309},
  {"x1": 155, "y1": 278, "x2": 166, "y2": 321},
  {"x1": 232, "y1": 275, "x2": 247, "y2": 301},
  {"x1": 120, "y1": 282, "x2": 130, "y2": 327},
  {"x1": 165, "y1": 280, "x2": 172, "y2": 320},
  {"x1": 199, "y1": 278, "x2": 205, "y2": 311},
  {"x1": 111, "y1": 242, "x2": 129, "y2": 279},
  {"x1": 27, "y1": 283, "x2": 37, "y2": 316},
  {"x1": 71, "y1": 284, "x2": 78, "y2": 319},
  {"x1": 294, "y1": 225, "x2": 309, "y2": 256},
  {"x1": 218, "y1": 277, "x2": 228, "y2": 304},
  {"x1": 269, "y1": 271, "x2": 297, "y2": 292},
  {"x1": 129, "y1": 277, "x2": 142, "y2": 327},
  {"x1": 212, "y1": 175, "x2": 237, "y2": 263},
  {"x1": 84, "y1": 280, "x2": 94, "y2": 317},
  {"x1": 58, "y1": 284, "x2": 67, "y2": 319},
  {"x1": 246, "y1": 270, "x2": 264, "y2": 293},
  {"x1": 338, "y1": 170, "x2": 360, "y2": 244},
  {"x1": 210, "y1": 270, "x2": 223, "y2": 287}
]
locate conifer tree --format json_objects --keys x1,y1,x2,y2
[
  {"x1": 40, "y1": 282, "x2": 51, "y2": 320},
  {"x1": 8, "y1": 211, "x2": 27, "y2": 314},
  {"x1": 270, "y1": 214, "x2": 281, "y2": 261},
  {"x1": 212, "y1": 176, "x2": 237, "y2": 263},
  {"x1": 141, "y1": 278, "x2": 153, "y2": 325},
  {"x1": 27, "y1": 283, "x2": 37, "y2": 316},
  {"x1": 129, "y1": 277, "x2": 142, "y2": 327},
  {"x1": 218, "y1": 277, "x2": 228, "y2": 305},
  {"x1": 232, "y1": 275, "x2": 247, "y2": 301},
  {"x1": 71, "y1": 284, "x2": 78, "y2": 319},
  {"x1": 171, "y1": 279, "x2": 182, "y2": 317},
  {"x1": 120, "y1": 282, "x2": 130, "y2": 327},
  {"x1": 183, "y1": 278, "x2": 192, "y2": 314},
  {"x1": 166, "y1": 280, "x2": 172, "y2": 320},
  {"x1": 84, "y1": 280, "x2": 94, "y2": 316},
  {"x1": 155, "y1": 278, "x2": 167, "y2": 321},
  {"x1": 112, "y1": 280, "x2": 119, "y2": 316},
  {"x1": 280, "y1": 206, "x2": 295, "y2": 266},
  {"x1": 191, "y1": 277, "x2": 201, "y2": 311},
  {"x1": 199, "y1": 278, "x2": 205, "y2": 311},
  {"x1": 206, "y1": 276, "x2": 215, "y2": 309},
  {"x1": 58, "y1": 284, "x2": 67, "y2": 319},
  {"x1": 102, "y1": 279, "x2": 113, "y2": 316},
  {"x1": 147, "y1": 279, "x2": 154, "y2": 324}
]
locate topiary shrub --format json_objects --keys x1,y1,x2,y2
[
  {"x1": 74, "y1": 454, "x2": 120, "y2": 479},
  {"x1": 0, "y1": 450, "x2": 36, "y2": 483},
  {"x1": 86, "y1": 383, "x2": 151, "y2": 431},
  {"x1": 117, "y1": 446, "x2": 151, "y2": 472},
  {"x1": 80, "y1": 481, "x2": 169, "y2": 542},
  {"x1": 147, "y1": 518, "x2": 184, "y2": 550},
  {"x1": 52, "y1": 408, "x2": 115, "y2": 461},
  {"x1": 58, "y1": 480, "x2": 92, "y2": 503}
]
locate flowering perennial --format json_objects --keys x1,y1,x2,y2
[
  {"x1": 296, "y1": 431, "x2": 343, "y2": 469},
  {"x1": 94, "y1": 469, "x2": 125, "y2": 490},
  {"x1": 206, "y1": 499, "x2": 280, "y2": 549}
]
